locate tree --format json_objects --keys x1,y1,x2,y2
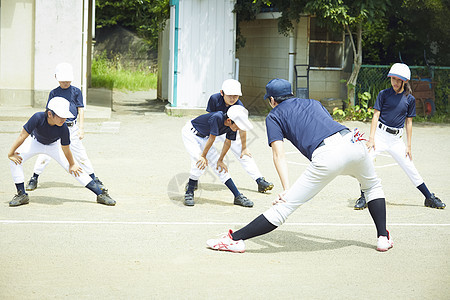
[
  {"x1": 96, "y1": 0, "x2": 170, "y2": 48},
  {"x1": 235, "y1": 0, "x2": 391, "y2": 103},
  {"x1": 363, "y1": 0, "x2": 450, "y2": 66}
]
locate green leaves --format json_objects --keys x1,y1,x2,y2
[{"x1": 96, "y1": 0, "x2": 170, "y2": 48}]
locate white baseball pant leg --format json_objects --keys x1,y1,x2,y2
[
  {"x1": 370, "y1": 127, "x2": 424, "y2": 187},
  {"x1": 215, "y1": 133, "x2": 263, "y2": 180},
  {"x1": 264, "y1": 133, "x2": 384, "y2": 226},
  {"x1": 10, "y1": 136, "x2": 93, "y2": 186},
  {"x1": 32, "y1": 124, "x2": 95, "y2": 175},
  {"x1": 181, "y1": 121, "x2": 231, "y2": 183}
]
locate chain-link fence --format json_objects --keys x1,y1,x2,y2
[{"x1": 356, "y1": 65, "x2": 450, "y2": 115}]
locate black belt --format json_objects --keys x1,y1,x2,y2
[
  {"x1": 191, "y1": 127, "x2": 206, "y2": 138},
  {"x1": 379, "y1": 123, "x2": 399, "y2": 135},
  {"x1": 316, "y1": 128, "x2": 351, "y2": 149}
]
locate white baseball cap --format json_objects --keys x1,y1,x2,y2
[
  {"x1": 55, "y1": 62, "x2": 74, "y2": 82},
  {"x1": 47, "y1": 97, "x2": 74, "y2": 119},
  {"x1": 388, "y1": 63, "x2": 411, "y2": 81},
  {"x1": 221, "y1": 79, "x2": 242, "y2": 96},
  {"x1": 227, "y1": 105, "x2": 253, "y2": 131}
]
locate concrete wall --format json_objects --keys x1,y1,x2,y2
[
  {"x1": 236, "y1": 15, "x2": 347, "y2": 107},
  {"x1": 236, "y1": 18, "x2": 289, "y2": 107},
  {"x1": 0, "y1": 0, "x2": 35, "y2": 106},
  {"x1": 0, "y1": 0, "x2": 90, "y2": 108}
]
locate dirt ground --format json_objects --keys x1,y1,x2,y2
[{"x1": 1, "y1": 93, "x2": 449, "y2": 299}]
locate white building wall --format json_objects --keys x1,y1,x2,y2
[
  {"x1": 171, "y1": 0, "x2": 236, "y2": 108},
  {"x1": 0, "y1": 0, "x2": 35, "y2": 106},
  {"x1": 34, "y1": 0, "x2": 85, "y2": 107},
  {"x1": 0, "y1": 0, "x2": 89, "y2": 107}
]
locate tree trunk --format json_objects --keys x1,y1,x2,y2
[{"x1": 347, "y1": 22, "x2": 363, "y2": 106}]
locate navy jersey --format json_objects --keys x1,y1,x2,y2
[
  {"x1": 265, "y1": 98, "x2": 347, "y2": 161},
  {"x1": 206, "y1": 93, "x2": 244, "y2": 113},
  {"x1": 374, "y1": 87, "x2": 416, "y2": 128},
  {"x1": 47, "y1": 86, "x2": 84, "y2": 122},
  {"x1": 191, "y1": 111, "x2": 237, "y2": 141},
  {"x1": 23, "y1": 112, "x2": 70, "y2": 145}
]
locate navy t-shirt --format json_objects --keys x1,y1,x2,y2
[
  {"x1": 191, "y1": 111, "x2": 237, "y2": 141},
  {"x1": 206, "y1": 93, "x2": 244, "y2": 113},
  {"x1": 47, "y1": 86, "x2": 84, "y2": 122},
  {"x1": 265, "y1": 98, "x2": 347, "y2": 161},
  {"x1": 23, "y1": 112, "x2": 70, "y2": 145},
  {"x1": 374, "y1": 87, "x2": 416, "y2": 128}
]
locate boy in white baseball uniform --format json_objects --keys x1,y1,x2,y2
[
  {"x1": 182, "y1": 105, "x2": 254, "y2": 207},
  {"x1": 25, "y1": 63, "x2": 105, "y2": 191},
  {"x1": 8, "y1": 97, "x2": 115, "y2": 207},
  {"x1": 205, "y1": 79, "x2": 274, "y2": 193},
  {"x1": 353, "y1": 63, "x2": 445, "y2": 210}
]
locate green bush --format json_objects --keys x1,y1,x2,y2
[
  {"x1": 91, "y1": 51, "x2": 157, "y2": 91},
  {"x1": 333, "y1": 92, "x2": 375, "y2": 122}
]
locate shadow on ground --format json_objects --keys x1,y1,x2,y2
[{"x1": 248, "y1": 230, "x2": 374, "y2": 253}]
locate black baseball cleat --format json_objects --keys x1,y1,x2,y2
[
  {"x1": 354, "y1": 193, "x2": 367, "y2": 210},
  {"x1": 257, "y1": 177, "x2": 274, "y2": 193},
  {"x1": 184, "y1": 191, "x2": 195, "y2": 206},
  {"x1": 9, "y1": 190, "x2": 30, "y2": 207},
  {"x1": 234, "y1": 194, "x2": 253, "y2": 207},
  {"x1": 96, "y1": 190, "x2": 116, "y2": 206},
  {"x1": 424, "y1": 193, "x2": 446, "y2": 209},
  {"x1": 25, "y1": 177, "x2": 38, "y2": 191}
]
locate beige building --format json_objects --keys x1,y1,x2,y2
[
  {"x1": 237, "y1": 12, "x2": 352, "y2": 110},
  {"x1": 0, "y1": 0, "x2": 94, "y2": 108}
]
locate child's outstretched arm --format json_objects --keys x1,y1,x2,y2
[{"x1": 8, "y1": 128, "x2": 29, "y2": 165}]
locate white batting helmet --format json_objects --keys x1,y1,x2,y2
[{"x1": 388, "y1": 63, "x2": 411, "y2": 81}]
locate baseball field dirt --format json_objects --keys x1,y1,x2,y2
[{"x1": 1, "y1": 95, "x2": 449, "y2": 299}]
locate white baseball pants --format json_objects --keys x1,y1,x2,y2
[
  {"x1": 264, "y1": 131, "x2": 385, "y2": 226},
  {"x1": 181, "y1": 121, "x2": 231, "y2": 183},
  {"x1": 10, "y1": 136, "x2": 93, "y2": 186},
  {"x1": 369, "y1": 124, "x2": 423, "y2": 187},
  {"x1": 32, "y1": 123, "x2": 94, "y2": 175},
  {"x1": 214, "y1": 133, "x2": 263, "y2": 180}
]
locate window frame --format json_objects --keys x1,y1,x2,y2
[{"x1": 308, "y1": 17, "x2": 345, "y2": 70}]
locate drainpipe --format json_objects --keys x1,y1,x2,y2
[
  {"x1": 169, "y1": 0, "x2": 179, "y2": 107},
  {"x1": 288, "y1": 28, "x2": 296, "y2": 88},
  {"x1": 234, "y1": 58, "x2": 239, "y2": 80}
]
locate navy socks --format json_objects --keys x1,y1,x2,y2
[
  {"x1": 15, "y1": 183, "x2": 26, "y2": 195},
  {"x1": 225, "y1": 179, "x2": 240, "y2": 197},
  {"x1": 85, "y1": 180, "x2": 102, "y2": 195},
  {"x1": 186, "y1": 179, "x2": 198, "y2": 193},
  {"x1": 231, "y1": 214, "x2": 278, "y2": 241},
  {"x1": 417, "y1": 183, "x2": 432, "y2": 199},
  {"x1": 368, "y1": 198, "x2": 388, "y2": 237}
]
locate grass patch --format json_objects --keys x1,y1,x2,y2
[{"x1": 91, "y1": 52, "x2": 157, "y2": 91}]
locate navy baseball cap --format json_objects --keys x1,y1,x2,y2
[{"x1": 264, "y1": 78, "x2": 293, "y2": 100}]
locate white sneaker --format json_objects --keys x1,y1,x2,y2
[
  {"x1": 206, "y1": 230, "x2": 246, "y2": 253},
  {"x1": 377, "y1": 230, "x2": 393, "y2": 252}
]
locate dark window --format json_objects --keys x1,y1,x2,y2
[{"x1": 309, "y1": 17, "x2": 344, "y2": 68}]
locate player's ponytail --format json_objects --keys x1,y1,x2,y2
[{"x1": 404, "y1": 81, "x2": 412, "y2": 96}]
